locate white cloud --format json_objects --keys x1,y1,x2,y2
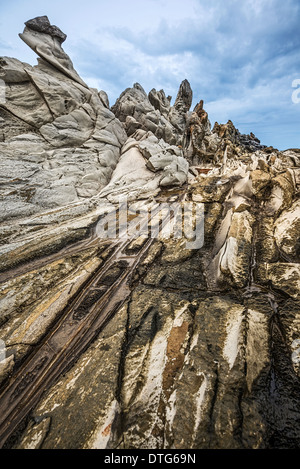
[{"x1": 0, "y1": 0, "x2": 299, "y2": 149}]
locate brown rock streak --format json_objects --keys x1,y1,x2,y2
[{"x1": 162, "y1": 321, "x2": 189, "y2": 399}]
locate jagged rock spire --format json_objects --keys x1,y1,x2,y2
[
  {"x1": 167, "y1": 79, "x2": 193, "y2": 133},
  {"x1": 173, "y1": 78, "x2": 193, "y2": 113},
  {"x1": 148, "y1": 88, "x2": 171, "y2": 118}
]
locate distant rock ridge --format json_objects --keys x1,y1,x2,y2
[{"x1": 212, "y1": 119, "x2": 267, "y2": 153}]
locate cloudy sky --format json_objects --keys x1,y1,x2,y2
[{"x1": 0, "y1": 0, "x2": 299, "y2": 150}]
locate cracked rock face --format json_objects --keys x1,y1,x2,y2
[{"x1": 0, "y1": 16, "x2": 300, "y2": 450}]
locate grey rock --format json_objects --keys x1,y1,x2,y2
[
  {"x1": 0, "y1": 57, "x2": 31, "y2": 83},
  {"x1": 98, "y1": 90, "x2": 110, "y2": 109},
  {"x1": 0, "y1": 18, "x2": 129, "y2": 223},
  {"x1": 274, "y1": 199, "x2": 300, "y2": 260},
  {"x1": 169, "y1": 78, "x2": 193, "y2": 132},
  {"x1": 183, "y1": 100, "x2": 213, "y2": 164},
  {"x1": 159, "y1": 157, "x2": 189, "y2": 187},
  {"x1": 25, "y1": 16, "x2": 67, "y2": 44},
  {"x1": 19, "y1": 20, "x2": 87, "y2": 87},
  {"x1": 173, "y1": 78, "x2": 193, "y2": 114},
  {"x1": 1, "y1": 16, "x2": 300, "y2": 453},
  {"x1": 212, "y1": 120, "x2": 267, "y2": 153},
  {"x1": 148, "y1": 88, "x2": 171, "y2": 117},
  {"x1": 136, "y1": 134, "x2": 188, "y2": 186},
  {"x1": 112, "y1": 80, "x2": 193, "y2": 146}
]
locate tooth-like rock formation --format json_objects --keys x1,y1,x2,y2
[{"x1": 0, "y1": 17, "x2": 300, "y2": 450}]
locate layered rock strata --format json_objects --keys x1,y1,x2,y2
[{"x1": 0, "y1": 16, "x2": 299, "y2": 450}]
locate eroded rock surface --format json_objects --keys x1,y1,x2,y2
[{"x1": 0, "y1": 16, "x2": 299, "y2": 450}]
